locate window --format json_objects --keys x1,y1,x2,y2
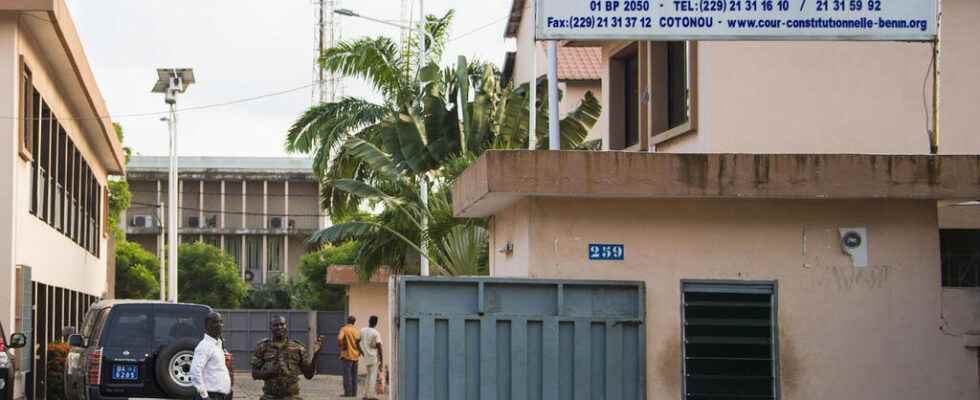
[
  {"x1": 267, "y1": 236, "x2": 283, "y2": 272},
  {"x1": 246, "y1": 236, "x2": 262, "y2": 281},
  {"x1": 19, "y1": 57, "x2": 34, "y2": 161},
  {"x1": 651, "y1": 41, "x2": 697, "y2": 145},
  {"x1": 940, "y1": 230, "x2": 980, "y2": 288},
  {"x1": 101, "y1": 310, "x2": 151, "y2": 348},
  {"x1": 153, "y1": 313, "x2": 205, "y2": 344},
  {"x1": 682, "y1": 281, "x2": 778, "y2": 400},
  {"x1": 623, "y1": 52, "x2": 640, "y2": 148},
  {"x1": 56, "y1": 124, "x2": 66, "y2": 232},
  {"x1": 225, "y1": 235, "x2": 243, "y2": 272},
  {"x1": 610, "y1": 43, "x2": 639, "y2": 150},
  {"x1": 610, "y1": 42, "x2": 698, "y2": 150},
  {"x1": 202, "y1": 235, "x2": 220, "y2": 248},
  {"x1": 102, "y1": 187, "x2": 109, "y2": 238},
  {"x1": 39, "y1": 101, "x2": 50, "y2": 222}
]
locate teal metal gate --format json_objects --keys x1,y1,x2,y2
[{"x1": 394, "y1": 277, "x2": 645, "y2": 400}]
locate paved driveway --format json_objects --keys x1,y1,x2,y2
[{"x1": 233, "y1": 373, "x2": 387, "y2": 400}]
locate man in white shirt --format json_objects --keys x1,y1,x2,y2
[
  {"x1": 359, "y1": 316, "x2": 383, "y2": 400},
  {"x1": 189, "y1": 311, "x2": 232, "y2": 400}
]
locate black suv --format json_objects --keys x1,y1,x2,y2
[
  {"x1": 66, "y1": 301, "x2": 231, "y2": 400},
  {"x1": 0, "y1": 322, "x2": 27, "y2": 400}
]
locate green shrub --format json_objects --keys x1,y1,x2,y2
[
  {"x1": 177, "y1": 242, "x2": 248, "y2": 308},
  {"x1": 115, "y1": 241, "x2": 160, "y2": 300},
  {"x1": 47, "y1": 342, "x2": 70, "y2": 400}
]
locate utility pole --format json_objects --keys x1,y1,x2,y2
[
  {"x1": 152, "y1": 68, "x2": 195, "y2": 303},
  {"x1": 158, "y1": 202, "x2": 165, "y2": 301}
]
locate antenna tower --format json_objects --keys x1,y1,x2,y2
[{"x1": 313, "y1": 0, "x2": 342, "y2": 104}]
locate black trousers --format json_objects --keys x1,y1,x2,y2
[{"x1": 193, "y1": 391, "x2": 231, "y2": 400}]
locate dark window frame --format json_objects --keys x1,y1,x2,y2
[
  {"x1": 30, "y1": 88, "x2": 40, "y2": 216},
  {"x1": 19, "y1": 56, "x2": 34, "y2": 162},
  {"x1": 39, "y1": 101, "x2": 51, "y2": 223},
  {"x1": 939, "y1": 229, "x2": 980, "y2": 288},
  {"x1": 681, "y1": 280, "x2": 780, "y2": 400}
]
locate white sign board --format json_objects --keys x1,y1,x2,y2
[{"x1": 536, "y1": 0, "x2": 937, "y2": 41}]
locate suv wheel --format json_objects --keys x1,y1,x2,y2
[{"x1": 155, "y1": 338, "x2": 199, "y2": 397}]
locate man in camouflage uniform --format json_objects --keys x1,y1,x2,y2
[{"x1": 251, "y1": 316, "x2": 324, "y2": 400}]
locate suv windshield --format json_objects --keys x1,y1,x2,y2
[{"x1": 101, "y1": 306, "x2": 208, "y2": 348}]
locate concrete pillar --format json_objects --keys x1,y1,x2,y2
[
  {"x1": 178, "y1": 180, "x2": 183, "y2": 230},
  {"x1": 198, "y1": 181, "x2": 204, "y2": 242},
  {"x1": 240, "y1": 236, "x2": 246, "y2": 280},
  {"x1": 241, "y1": 181, "x2": 247, "y2": 281},
  {"x1": 284, "y1": 181, "x2": 289, "y2": 277},
  {"x1": 262, "y1": 181, "x2": 268, "y2": 283},
  {"x1": 241, "y1": 180, "x2": 246, "y2": 228},
  {"x1": 220, "y1": 180, "x2": 225, "y2": 251}
]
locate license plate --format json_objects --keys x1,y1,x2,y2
[{"x1": 111, "y1": 364, "x2": 139, "y2": 381}]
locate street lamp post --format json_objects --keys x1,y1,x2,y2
[
  {"x1": 334, "y1": 8, "x2": 433, "y2": 277},
  {"x1": 152, "y1": 68, "x2": 195, "y2": 302}
]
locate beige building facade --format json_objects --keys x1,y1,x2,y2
[
  {"x1": 125, "y1": 156, "x2": 322, "y2": 285},
  {"x1": 449, "y1": 0, "x2": 980, "y2": 397},
  {"x1": 0, "y1": 2, "x2": 125, "y2": 399}
]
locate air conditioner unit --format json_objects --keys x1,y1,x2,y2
[
  {"x1": 129, "y1": 215, "x2": 153, "y2": 228},
  {"x1": 206, "y1": 215, "x2": 218, "y2": 228},
  {"x1": 188, "y1": 216, "x2": 200, "y2": 228},
  {"x1": 270, "y1": 217, "x2": 283, "y2": 229}
]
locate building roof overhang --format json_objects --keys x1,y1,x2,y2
[
  {"x1": 10, "y1": 0, "x2": 125, "y2": 175},
  {"x1": 453, "y1": 150, "x2": 980, "y2": 218},
  {"x1": 326, "y1": 265, "x2": 390, "y2": 285}
]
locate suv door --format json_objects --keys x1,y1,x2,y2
[
  {"x1": 66, "y1": 307, "x2": 106, "y2": 400},
  {"x1": 96, "y1": 305, "x2": 159, "y2": 399}
]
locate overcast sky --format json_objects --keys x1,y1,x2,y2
[{"x1": 63, "y1": 0, "x2": 515, "y2": 158}]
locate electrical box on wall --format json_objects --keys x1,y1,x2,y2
[{"x1": 839, "y1": 227, "x2": 868, "y2": 267}]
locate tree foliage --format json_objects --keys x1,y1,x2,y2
[
  {"x1": 177, "y1": 242, "x2": 248, "y2": 308},
  {"x1": 108, "y1": 123, "x2": 133, "y2": 240},
  {"x1": 115, "y1": 241, "x2": 160, "y2": 300},
  {"x1": 288, "y1": 12, "x2": 601, "y2": 280},
  {"x1": 295, "y1": 242, "x2": 358, "y2": 311}
]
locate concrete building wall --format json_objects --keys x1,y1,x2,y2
[
  {"x1": 3, "y1": 15, "x2": 111, "y2": 331},
  {"x1": 595, "y1": 0, "x2": 980, "y2": 156},
  {"x1": 0, "y1": 13, "x2": 21, "y2": 329},
  {"x1": 347, "y1": 283, "x2": 391, "y2": 375},
  {"x1": 490, "y1": 197, "x2": 979, "y2": 399},
  {"x1": 289, "y1": 182, "x2": 319, "y2": 231}
]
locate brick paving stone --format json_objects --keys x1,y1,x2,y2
[{"x1": 233, "y1": 373, "x2": 387, "y2": 400}]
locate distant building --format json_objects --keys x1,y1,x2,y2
[
  {"x1": 0, "y1": 2, "x2": 126, "y2": 399},
  {"x1": 124, "y1": 156, "x2": 323, "y2": 285}
]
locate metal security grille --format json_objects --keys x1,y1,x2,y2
[{"x1": 682, "y1": 282, "x2": 778, "y2": 400}]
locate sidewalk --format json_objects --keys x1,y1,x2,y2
[{"x1": 233, "y1": 373, "x2": 387, "y2": 400}]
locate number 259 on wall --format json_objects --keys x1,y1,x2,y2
[{"x1": 589, "y1": 244, "x2": 625, "y2": 261}]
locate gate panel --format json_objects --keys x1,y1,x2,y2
[
  {"x1": 396, "y1": 277, "x2": 645, "y2": 400},
  {"x1": 315, "y1": 311, "x2": 344, "y2": 374},
  {"x1": 219, "y1": 310, "x2": 306, "y2": 372}
]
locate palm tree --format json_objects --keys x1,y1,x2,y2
[
  {"x1": 287, "y1": 13, "x2": 603, "y2": 278},
  {"x1": 286, "y1": 12, "x2": 454, "y2": 220}
]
